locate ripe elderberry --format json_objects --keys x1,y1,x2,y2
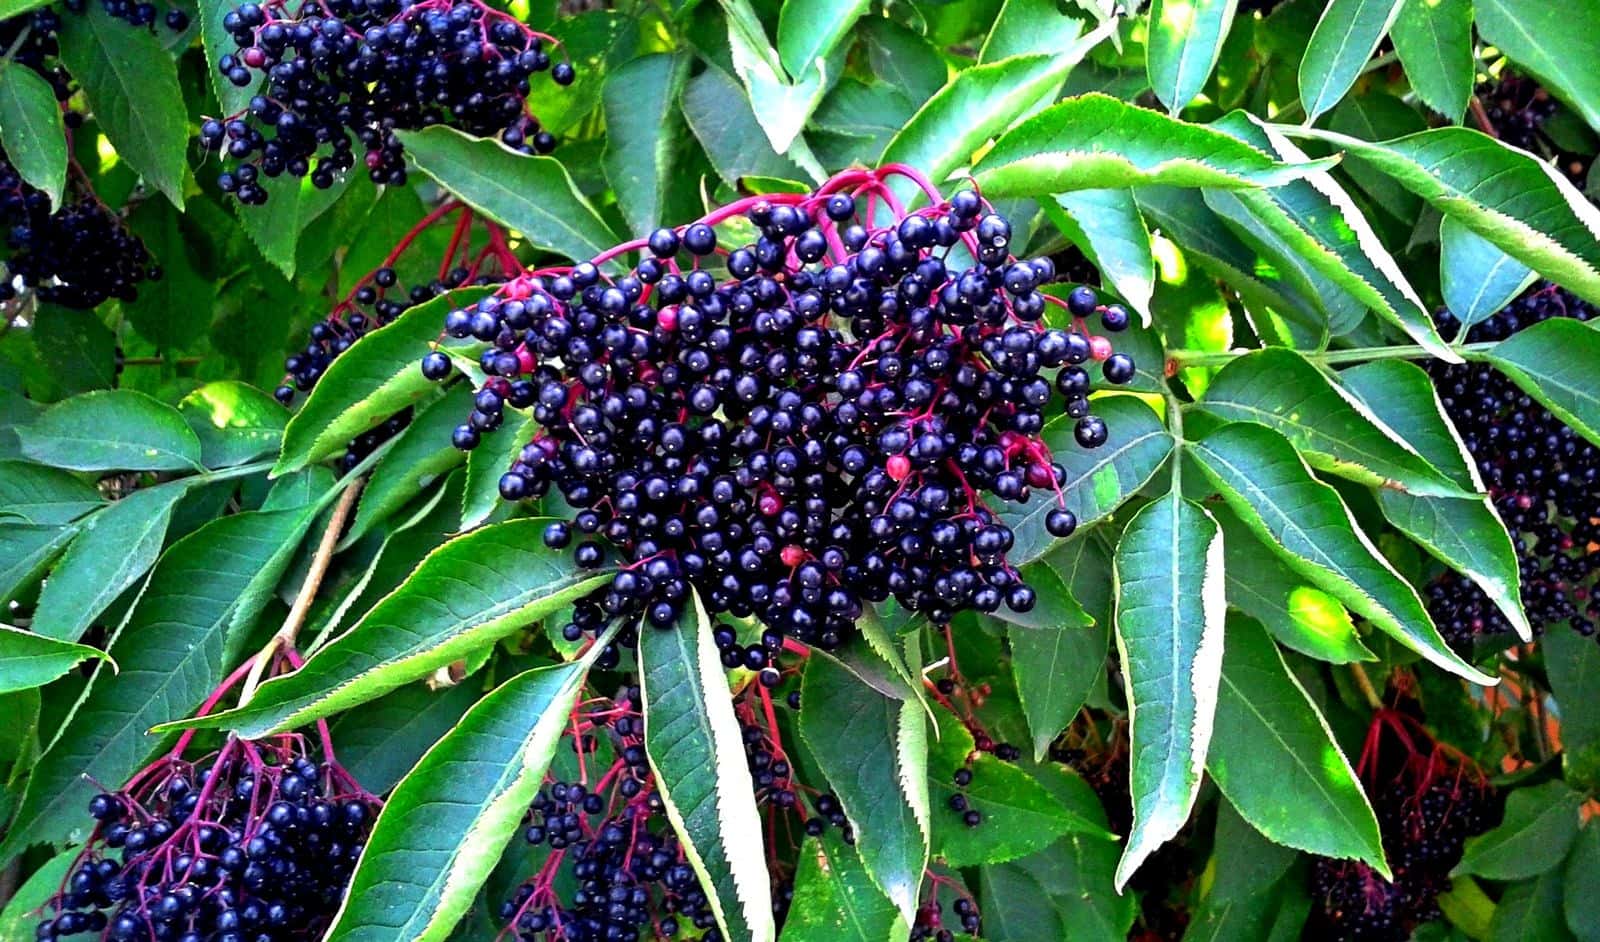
[
  {"x1": 1426, "y1": 283, "x2": 1600, "y2": 644},
  {"x1": 1478, "y1": 73, "x2": 1591, "y2": 185},
  {"x1": 206, "y1": 0, "x2": 574, "y2": 203},
  {"x1": 422, "y1": 164, "x2": 1132, "y2": 657},
  {"x1": 33, "y1": 658, "x2": 378, "y2": 942}
]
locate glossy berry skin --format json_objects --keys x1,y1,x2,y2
[
  {"x1": 207, "y1": 0, "x2": 575, "y2": 202},
  {"x1": 420, "y1": 168, "x2": 1131, "y2": 655},
  {"x1": 1426, "y1": 283, "x2": 1600, "y2": 644}
]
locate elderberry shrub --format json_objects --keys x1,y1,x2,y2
[
  {"x1": 204, "y1": 0, "x2": 573, "y2": 203},
  {"x1": 423, "y1": 166, "x2": 1133, "y2": 658},
  {"x1": 1425, "y1": 284, "x2": 1600, "y2": 644},
  {"x1": 1306, "y1": 710, "x2": 1497, "y2": 941},
  {"x1": 34, "y1": 733, "x2": 379, "y2": 941}
]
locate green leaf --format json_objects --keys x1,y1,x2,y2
[
  {"x1": 273, "y1": 287, "x2": 488, "y2": 475},
  {"x1": 1341, "y1": 359, "x2": 1531, "y2": 640},
  {"x1": 1200, "y1": 348, "x2": 1465, "y2": 496},
  {"x1": 883, "y1": 48, "x2": 1108, "y2": 198},
  {"x1": 345, "y1": 386, "x2": 471, "y2": 545},
  {"x1": 1202, "y1": 113, "x2": 1455, "y2": 357},
  {"x1": 928, "y1": 708, "x2": 1108, "y2": 867},
  {"x1": 1565, "y1": 823, "x2": 1600, "y2": 942},
  {"x1": 167, "y1": 518, "x2": 613, "y2": 739},
  {"x1": 799, "y1": 649, "x2": 929, "y2": 921},
  {"x1": 776, "y1": 0, "x2": 870, "y2": 80},
  {"x1": 1455, "y1": 781, "x2": 1586, "y2": 881},
  {"x1": 396, "y1": 127, "x2": 621, "y2": 263},
  {"x1": 681, "y1": 65, "x2": 818, "y2": 187},
  {"x1": 21, "y1": 390, "x2": 203, "y2": 472},
  {"x1": 641, "y1": 592, "x2": 776, "y2": 942},
  {"x1": 977, "y1": 93, "x2": 1333, "y2": 201},
  {"x1": 1389, "y1": 0, "x2": 1472, "y2": 121},
  {"x1": 1207, "y1": 615, "x2": 1387, "y2": 873},
  {"x1": 1211, "y1": 503, "x2": 1371, "y2": 664},
  {"x1": 1188, "y1": 423, "x2": 1494, "y2": 684},
  {"x1": 55, "y1": 2, "x2": 186, "y2": 207},
  {"x1": 601, "y1": 53, "x2": 692, "y2": 237},
  {"x1": 29, "y1": 305, "x2": 117, "y2": 397},
  {"x1": 779, "y1": 834, "x2": 907, "y2": 942},
  {"x1": 1481, "y1": 317, "x2": 1600, "y2": 446},
  {"x1": 716, "y1": 0, "x2": 830, "y2": 156},
  {"x1": 0, "y1": 848, "x2": 74, "y2": 940},
  {"x1": 1475, "y1": 0, "x2": 1600, "y2": 136},
  {"x1": 1147, "y1": 0, "x2": 1238, "y2": 113},
  {"x1": 0, "y1": 64, "x2": 66, "y2": 208},
  {"x1": 0, "y1": 505, "x2": 316, "y2": 859},
  {"x1": 1440, "y1": 219, "x2": 1538, "y2": 332},
  {"x1": 1280, "y1": 125, "x2": 1600, "y2": 308},
  {"x1": 1111, "y1": 491, "x2": 1226, "y2": 889},
  {"x1": 1297, "y1": 0, "x2": 1404, "y2": 122},
  {"x1": 0, "y1": 460, "x2": 103, "y2": 525},
  {"x1": 30, "y1": 483, "x2": 186, "y2": 642},
  {"x1": 1545, "y1": 630, "x2": 1600, "y2": 760},
  {"x1": 1007, "y1": 557, "x2": 1106, "y2": 760},
  {"x1": 859, "y1": 18, "x2": 946, "y2": 106},
  {"x1": 123, "y1": 199, "x2": 218, "y2": 351},
  {"x1": 1002, "y1": 396, "x2": 1173, "y2": 566},
  {"x1": 1490, "y1": 869, "x2": 1574, "y2": 942},
  {"x1": 1048, "y1": 189, "x2": 1155, "y2": 324},
  {"x1": 983, "y1": 834, "x2": 1137, "y2": 941},
  {"x1": 981, "y1": 0, "x2": 1097, "y2": 62},
  {"x1": 178, "y1": 381, "x2": 289, "y2": 469},
  {"x1": 327, "y1": 677, "x2": 485, "y2": 794},
  {"x1": 1135, "y1": 186, "x2": 1319, "y2": 331},
  {"x1": 233, "y1": 171, "x2": 353, "y2": 280},
  {"x1": 1188, "y1": 801, "x2": 1300, "y2": 938},
  {"x1": 0, "y1": 523, "x2": 78, "y2": 606},
  {"x1": 326, "y1": 647, "x2": 608, "y2": 942},
  {"x1": 0, "y1": 623, "x2": 111, "y2": 693}
]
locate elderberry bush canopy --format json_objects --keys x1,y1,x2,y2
[
  {"x1": 420, "y1": 165, "x2": 1135, "y2": 655},
  {"x1": 203, "y1": 0, "x2": 575, "y2": 204}
]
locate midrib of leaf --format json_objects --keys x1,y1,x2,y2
[
  {"x1": 1194, "y1": 440, "x2": 1493, "y2": 684},
  {"x1": 1201, "y1": 398, "x2": 1442, "y2": 491}
]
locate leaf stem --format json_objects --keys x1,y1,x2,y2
[
  {"x1": 119, "y1": 356, "x2": 204, "y2": 367},
  {"x1": 237, "y1": 478, "x2": 364, "y2": 706},
  {"x1": 1166, "y1": 341, "x2": 1499, "y2": 370},
  {"x1": 1349, "y1": 663, "x2": 1383, "y2": 711}
]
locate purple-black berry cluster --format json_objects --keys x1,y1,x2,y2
[
  {"x1": 1478, "y1": 73, "x2": 1591, "y2": 186},
  {"x1": 419, "y1": 166, "x2": 1133, "y2": 664},
  {"x1": 1307, "y1": 712, "x2": 1497, "y2": 941},
  {"x1": 203, "y1": 0, "x2": 574, "y2": 203},
  {"x1": 1426, "y1": 284, "x2": 1600, "y2": 645},
  {"x1": 34, "y1": 733, "x2": 378, "y2": 942}
]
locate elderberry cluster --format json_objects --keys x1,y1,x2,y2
[
  {"x1": 204, "y1": 0, "x2": 573, "y2": 203},
  {"x1": 503, "y1": 686, "x2": 721, "y2": 941},
  {"x1": 910, "y1": 896, "x2": 981, "y2": 941},
  {"x1": 0, "y1": 9, "x2": 166, "y2": 309},
  {"x1": 1425, "y1": 284, "x2": 1600, "y2": 644},
  {"x1": 1307, "y1": 712, "x2": 1498, "y2": 941},
  {"x1": 34, "y1": 736, "x2": 378, "y2": 941},
  {"x1": 421, "y1": 168, "x2": 1133, "y2": 658}
]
